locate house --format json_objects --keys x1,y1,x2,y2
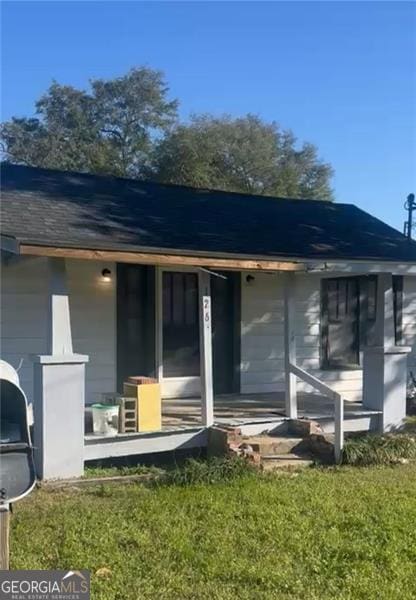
[{"x1": 1, "y1": 163, "x2": 415, "y2": 479}]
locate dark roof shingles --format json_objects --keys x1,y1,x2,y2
[{"x1": 1, "y1": 163, "x2": 415, "y2": 262}]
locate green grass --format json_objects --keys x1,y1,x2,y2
[
  {"x1": 83, "y1": 464, "x2": 163, "y2": 479},
  {"x1": 10, "y1": 464, "x2": 416, "y2": 600}
]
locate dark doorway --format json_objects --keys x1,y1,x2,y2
[
  {"x1": 116, "y1": 264, "x2": 156, "y2": 390},
  {"x1": 211, "y1": 271, "x2": 241, "y2": 395},
  {"x1": 162, "y1": 271, "x2": 200, "y2": 377},
  {"x1": 117, "y1": 265, "x2": 240, "y2": 397}
]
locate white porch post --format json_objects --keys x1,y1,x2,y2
[
  {"x1": 32, "y1": 258, "x2": 88, "y2": 479},
  {"x1": 199, "y1": 270, "x2": 214, "y2": 427},
  {"x1": 283, "y1": 272, "x2": 297, "y2": 419},
  {"x1": 362, "y1": 272, "x2": 410, "y2": 431}
]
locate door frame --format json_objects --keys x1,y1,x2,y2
[{"x1": 155, "y1": 266, "x2": 203, "y2": 398}]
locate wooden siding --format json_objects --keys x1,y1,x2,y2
[
  {"x1": 66, "y1": 259, "x2": 116, "y2": 404},
  {"x1": 1, "y1": 258, "x2": 415, "y2": 407},
  {"x1": 240, "y1": 273, "x2": 416, "y2": 401},
  {"x1": 403, "y1": 275, "x2": 416, "y2": 375},
  {"x1": 241, "y1": 272, "x2": 363, "y2": 401},
  {"x1": 1, "y1": 257, "x2": 48, "y2": 403},
  {"x1": 1, "y1": 257, "x2": 116, "y2": 405}
]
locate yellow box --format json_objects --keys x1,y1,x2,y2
[{"x1": 123, "y1": 382, "x2": 161, "y2": 433}]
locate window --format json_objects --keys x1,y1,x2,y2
[{"x1": 321, "y1": 276, "x2": 403, "y2": 369}]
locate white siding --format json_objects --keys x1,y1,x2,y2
[
  {"x1": 66, "y1": 259, "x2": 116, "y2": 404},
  {"x1": 403, "y1": 275, "x2": 416, "y2": 376},
  {"x1": 240, "y1": 272, "x2": 363, "y2": 401},
  {"x1": 1, "y1": 257, "x2": 414, "y2": 407},
  {"x1": 1, "y1": 257, "x2": 116, "y2": 405},
  {"x1": 1, "y1": 257, "x2": 49, "y2": 403}
]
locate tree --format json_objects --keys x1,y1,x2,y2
[
  {"x1": 1, "y1": 70, "x2": 334, "y2": 200},
  {"x1": 0, "y1": 67, "x2": 178, "y2": 177},
  {"x1": 149, "y1": 114, "x2": 334, "y2": 200}
]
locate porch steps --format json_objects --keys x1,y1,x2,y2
[
  {"x1": 208, "y1": 427, "x2": 316, "y2": 470},
  {"x1": 241, "y1": 435, "x2": 309, "y2": 456},
  {"x1": 261, "y1": 453, "x2": 314, "y2": 471},
  {"x1": 241, "y1": 433, "x2": 315, "y2": 471}
]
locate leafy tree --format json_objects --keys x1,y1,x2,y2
[
  {"x1": 0, "y1": 67, "x2": 178, "y2": 177},
  {"x1": 1, "y1": 69, "x2": 334, "y2": 200},
  {"x1": 149, "y1": 114, "x2": 334, "y2": 200}
]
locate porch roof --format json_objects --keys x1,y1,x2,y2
[{"x1": 2, "y1": 163, "x2": 416, "y2": 264}]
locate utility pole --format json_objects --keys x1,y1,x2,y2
[{"x1": 404, "y1": 193, "x2": 416, "y2": 239}]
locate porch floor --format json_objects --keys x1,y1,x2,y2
[
  {"x1": 85, "y1": 392, "x2": 380, "y2": 438},
  {"x1": 84, "y1": 392, "x2": 381, "y2": 460},
  {"x1": 161, "y1": 392, "x2": 372, "y2": 428},
  {"x1": 85, "y1": 392, "x2": 378, "y2": 438}
]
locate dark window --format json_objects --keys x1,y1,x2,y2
[
  {"x1": 393, "y1": 276, "x2": 404, "y2": 345},
  {"x1": 321, "y1": 277, "x2": 360, "y2": 368},
  {"x1": 321, "y1": 276, "x2": 403, "y2": 369}
]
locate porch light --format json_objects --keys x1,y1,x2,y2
[{"x1": 101, "y1": 268, "x2": 112, "y2": 282}]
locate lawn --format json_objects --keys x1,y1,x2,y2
[{"x1": 10, "y1": 464, "x2": 416, "y2": 600}]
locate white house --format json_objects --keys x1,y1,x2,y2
[{"x1": 1, "y1": 163, "x2": 415, "y2": 479}]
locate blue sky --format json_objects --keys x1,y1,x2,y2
[{"x1": 1, "y1": 1, "x2": 415, "y2": 231}]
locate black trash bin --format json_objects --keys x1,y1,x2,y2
[{"x1": 0, "y1": 363, "x2": 36, "y2": 504}]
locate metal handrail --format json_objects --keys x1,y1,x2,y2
[{"x1": 289, "y1": 363, "x2": 344, "y2": 463}]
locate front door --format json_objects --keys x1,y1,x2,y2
[
  {"x1": 158, "y1": 268, "x2": 241, "y2": 398},
  {"x1": 161, "y1": 270, "x2": 201, "y2": 397}
]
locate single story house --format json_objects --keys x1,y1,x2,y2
[{"x1": 1, "y1": 163, "x2": 416, "y2": 479}]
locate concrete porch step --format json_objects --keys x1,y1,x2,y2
[
  {"x1": 261, "y1": 453, "x2": 314, "y2": 471},
  {"x1": 241, "y1": 434, "x2": 307, "y2": 455}
]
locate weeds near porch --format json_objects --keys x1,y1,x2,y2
[
  {"x1": 402, "y1": 415, "x2": 416, "y2": 433},
  {"x1": 161, "y1": 456, "x2": 258, "y2": 486},
  {"x1": 342, "y1": 433, "x2": 416, "y2": 466}
]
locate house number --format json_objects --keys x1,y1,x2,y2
[{"x1": 203, "y1": 297, "x2": 211, "y2": 324}]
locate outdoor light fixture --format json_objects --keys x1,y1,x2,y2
[
  {"x1": 246, "y1": 274, "x2": 255, "y2": 285},
  {"x1": 101, "y1": 268, "x2": 112, "y2": 282}
]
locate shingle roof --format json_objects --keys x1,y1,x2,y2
[{"x1": 1, "y1": 163, "x2": 416, "y2": 263}]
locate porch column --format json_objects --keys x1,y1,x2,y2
[
  {"x1": 32, "y1": 258, "x2": 89, "y2": 479},
  {"x1": 199, "y1": 270, "x2": 214, "y2": 427},
  {"x1": 283, "y1": 272, "x2": 297, "y2": 418},
  {"x1": 362, "y1": 273, "x2": 410, "y2": 431}
]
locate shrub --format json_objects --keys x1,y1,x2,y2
[{"x1": 342, "y1": 433, "x2": 416, "y2": 466}]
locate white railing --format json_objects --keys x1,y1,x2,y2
[{"x1": 289, "y1": 363, "x2": 344, "y2": 463}]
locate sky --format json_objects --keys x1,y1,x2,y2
[{"x1": 1, "y1": 1, "x2": 415, "y2": 231}]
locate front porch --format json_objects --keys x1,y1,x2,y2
[
  {"x1": 27, "y1": 256, "x2": 411, "y2": 478},
  {"x1": 84, "y1": 391, "x2": 382, "y2": 462}
]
